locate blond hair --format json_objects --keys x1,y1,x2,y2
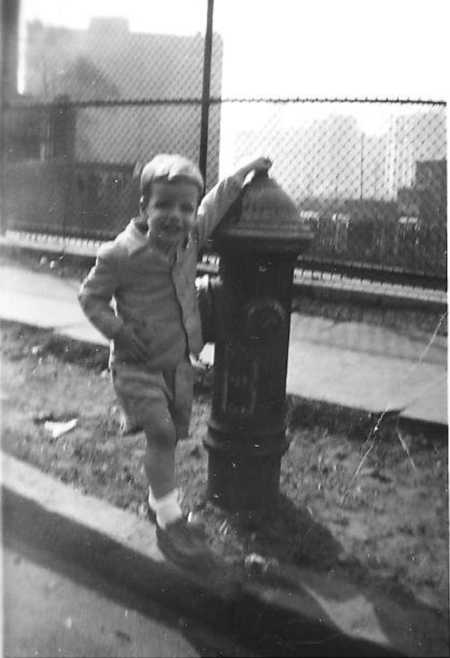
[{"x1": 140, "y1": 154, "x2": 204, "y2": 207}]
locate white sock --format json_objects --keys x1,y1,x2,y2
[
  {"x1": 148, "y1": 488, "x2": 182, "y2": 528},
  {"x1": 148, "y1": 486, "x2": 182, "y2": 509}
]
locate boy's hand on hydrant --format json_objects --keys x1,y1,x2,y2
[
  {"x1": 114, "y1": 325, "x2": 150, "y2": 362},
  {"x1": 234, "y1": 156, "x2": 273, "y2": 185},
  {"x1": 249, "y1": 156, "x2": 273, "y2": 174}
]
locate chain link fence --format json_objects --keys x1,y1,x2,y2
[
  {"x1": 218, "y1": 99, "x2": 446, "y2": 282},
  {"x1": 2, "y1": 8, "x2": 447, "y2": 285}
]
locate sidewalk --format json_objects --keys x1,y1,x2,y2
[
  {"x1": 1, "y1": 261, "x2": 449, "y2": 656},
  {"x1": 3, "y1": 451, "x2": 448, "y2": 657},
  {"x1": 1, "y1": 262, "x2": 447, "y2": 426}
]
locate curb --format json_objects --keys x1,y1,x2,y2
[
  {"x1": 1, "y1": 452, "x2": 405, "y2": 657},
  {"x1": 293, "y1": 279, "x2": 447, "y2": 315}
]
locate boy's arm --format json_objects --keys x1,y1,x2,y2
[
  {"x1": 79, "y1": 243, "x2": 153, "y2": 362},
  {"x1": 195, "y1": 156, "x2": 272, "y2": 247},
  {"x1": 78, "y1": 242, "x2": 124, "y2": 340}
]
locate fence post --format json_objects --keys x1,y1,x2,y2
[
  {"x1": 49, "y1": 97, "x2": 76, "y2": 242},
  {"x1": 1, "y1": 0, "x2": 21, "y2": 234},
  {"x1": 199, "y1": 0, "x2": 214, "y2": 187}
]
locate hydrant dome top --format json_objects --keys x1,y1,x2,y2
[{"x1": 213, "y1": 171, "x2": 314, "y2": 254}]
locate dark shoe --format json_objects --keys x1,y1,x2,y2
[{"x1": 156, "y1": 517, "x2": 212, "y2": 567}]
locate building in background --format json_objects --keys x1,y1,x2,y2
[
  {"x1": 384, "y1": 111, "x2": 446, "y2": 199},
  {"x1": 397, "y1": 159, "x2": 447, "y2": 225},
  {"x1": 415, "y1": 160, "x2": 447, "y2": 225},
  {"x1": 24, "y1": 17, "x2": 223, "y2": 189},
  {"x1": 232, "y1": 106, "x2": 446, "y2": 207}
]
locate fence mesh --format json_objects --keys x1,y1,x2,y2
[
  {"x1": 218, "y1": 100, "x2": 446, "y2": 276},
  {"x1": 2, "y1": 6, "x2": 447, "y2": 284}
]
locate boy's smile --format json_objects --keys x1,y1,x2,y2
[{"x1": 144, "y1": 180, "x2": 200, "y2": 254}]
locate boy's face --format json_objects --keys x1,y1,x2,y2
[{"x1": 144, "y1": 179, "x2": 199, "y2": 251}]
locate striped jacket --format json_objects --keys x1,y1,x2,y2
[{"x1": 78, "y1": 174, "x2": 241, "y2": 370}]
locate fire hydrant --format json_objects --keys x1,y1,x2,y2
[{"x1": 202, "y1": 171, "x2": 313, "y2": 510}]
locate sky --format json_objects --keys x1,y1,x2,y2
[{"x1": 19, "y1": 0, "x2": 449, "y2": 101}]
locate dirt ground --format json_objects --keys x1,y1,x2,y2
[{"x1": 1, "y1": 317, "x2": 448, "y2": 626}]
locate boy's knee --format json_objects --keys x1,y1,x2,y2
[{"x1": 144, "y1": 417, "x2": 176, "y2": 448}]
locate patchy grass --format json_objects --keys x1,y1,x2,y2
[{"x1": 1, "y1": 319, "x2": 448, "y2": 622}]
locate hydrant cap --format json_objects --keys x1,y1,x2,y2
[{"x1": 214, "y1": 171, "x2": 314, "y2": 253}]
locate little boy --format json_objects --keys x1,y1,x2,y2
[{"x1": 78, "y1": 153, "x2": 272, "y2": 565}]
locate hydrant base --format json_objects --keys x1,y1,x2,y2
[{"x1": 206, "y1": 450, "x2": 282, "y2": 511}]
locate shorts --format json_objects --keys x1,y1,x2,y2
[{"x1": 110, "y1": 359, "x2": 194, "y2": 441}]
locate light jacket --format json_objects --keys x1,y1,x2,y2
[{"x1": 78, "y1": 174, "x2": 242, "y2": 370}]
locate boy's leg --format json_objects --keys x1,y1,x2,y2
[
  {"x1": 143, "y1": 407, "x2": 184, "y2": 528},
  {"x1": 143, "y1": 364, "x2": 200, "y2": 528},
  {"x1": 112, "y1": 362, "x2": 210, "y2": 564},
  {"x1": 111, "y1": 363, "x2": 181, "y2": 516},
  {"x1": 143, "y1": 411, "x2": 177, "y2": 501},
  {"x1": 144, "y1": 410, "x2": 212, "y2": 564},
  {"x1": 143, "y1": 367, "x2": 213, "y2": 565}
]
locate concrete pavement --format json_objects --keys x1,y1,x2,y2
[
  {"x1": 287, "y1": 314, "x2": 447, "y2": 425},
  {"x1": 3, "y1": 540, "x2": 253, "y2": 658},
  {"x1": 1, "y1": 262, "x2": 447, "y2": 426}
]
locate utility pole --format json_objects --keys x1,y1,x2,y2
[{"x1": 199, "y1": 0, "x2": 214, "y2": 188}]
